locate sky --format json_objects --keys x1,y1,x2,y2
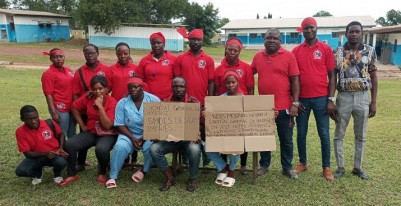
[{"x1": 189, "y1": 0, "x2": 397, "y2": 20}]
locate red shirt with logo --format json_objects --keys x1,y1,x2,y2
[
  {"x1": 214, "y1": 58, "x2": 254, "y2": 95},
  {"x1": 174, "y1": 50, "x2": 215, "y2": 105},
  {"x1": 292, "y1": 40, "x2": 335, "y2": 98},
  {"x1": 73, "y1": 61, "x2": 109, "y2": 97},
  {"x1": 252, "y1": 47, "x2": 299, "y2": 110},
  {"x1": 108, "y1": 62, "x2": 137, "y2": 101},
  {"x1": 16, "y1": 119, "x2": 61, "y2": 153},
  {"x1": 136, "y1": 51, "x2": 177, "y2": 100},
  {"x1": 41, "y1": 65, "x2": 74, "y2": 112},
  {"x1": 72, "y1": 95, "x2": 117, "y2": 135}
]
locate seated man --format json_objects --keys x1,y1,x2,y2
[
  {"x1": 15, "y1": 105, "x2": 68, "y2": 185},
  {"x1": 150, "y1": 77, "x2": 201, "y2": 192}
]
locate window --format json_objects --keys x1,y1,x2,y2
[
  {"x1": 39, "y1": 23, "x2": 44, "y2": 28},
  {"x1": 290, "y1": 32, "x2": 299, "y2": 38},
  {"x1": 46, "y1": 24, "x2": 52, "y2": 28},
  {"x1": 261, "y1": 33, "x2": 265, "y2": 39},
  {"x1": 394, "y1": 39, "x2": 398, "y2": 53},
  {"x1": 228, "y1": 33, "x2": 237, "y2": 38},
  {"x1": 250, "y1": 33, "x2": 257, "y2": 39},
  {"x1": 332, "y1": 32, "x2": 338, "y2": 38},
  {"x1": 10, "y1": 23, "x2": 15, "y2": 31}
]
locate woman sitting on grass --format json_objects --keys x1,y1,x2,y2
[{"x1": 59, "y1": 75, "x2": 118, "y2": 186}]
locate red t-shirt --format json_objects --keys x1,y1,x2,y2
[
  {"x1": 252, "y1": 47, "x2": 300, "y2": 110},
  {"x1": 72, "y1": 95, "x2": 117, "y2": 135},
  {"x1": 73, "y1": 61, "x2": 109, "y2": 97},
  {"x1": 214, "y1": 58, "x2": 254, "y2": 95},
  {"x1": 16, "y1": 119, "x2": 61, "y2": 153},
  {"x1": 136, "y1": 51, "x2": 177, "y2": 100},
  {"x1": 108, "y1": 62, "x2": 137, "y2": 101},
  {"x1": 41, "y1": 65, "x2": 74, "y2": 112},
  {"x1": 174, "y1": 50, "x2": 215, "y2": 105},
  {"x1": 292, "y1": 40, "x2": 335, "y2": 98}
]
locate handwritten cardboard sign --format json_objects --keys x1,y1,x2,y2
[{"x1": 143, "y1": 102, "x2": 200, "y2": 141}]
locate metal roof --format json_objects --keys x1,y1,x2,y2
[
  {"x1": 368, "y1": 24, "x2": 401, "y2": 34},
  {"x1": 222, "y1": 16, "x2": 376, "y2": 30},
  {"x1": 0, "y1": 8, "x2": 71, "y2": 18}
]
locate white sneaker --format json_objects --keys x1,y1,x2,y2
[
  {"x1": 53, "y1": 177, "x2": 63, "y2": 184},
  {"x1": 31, "y1": 178, "x2": 42, "y2": 185}
]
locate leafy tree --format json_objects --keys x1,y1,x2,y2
[
  {"x1": 376, "y1": 9, "x2": 401, "y2": 26},
  {"x1": 0, "y1": 0, "x2": 9, "y2": 8},
  {"x1": 257, "y1": 13, "x2": 259, "y2": 19},
  {"x1": 217, "y1": 17, "x2": 229, "y2": 29},
  {"x1": 375, "y1": 17, "x2": 388, "y2": 26},
  {"x1": 313, "y1": 10, "x2": 333, "y2": 17},
  {"x1": 11, "y1": 0, "x2": 75, "y2": 14},
  {"x1": 268, "y1": 13, "x2": 272, "y2": 18}
]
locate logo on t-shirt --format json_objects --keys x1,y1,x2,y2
[
  {"x1": 236, "y1": 69, "x2": 243, "y2": 77},
  {"x1": 97, "y1": 71, "x2": 105, "y2": 76},
  {"x1": 313, "y1": 50, "x2": 322, "y2": 59},
  {"x1": 128, "y1": 71, "x2": 135, "y2": 77},
  {"x1": 42, "y1": 130, "x2": 52, "y2": 140},
  {"x1": 198, "y1": 60, "x2": 206, "y2": 69},
  {"x1": 162, "y1": 59, "x2": 170, "y2": 66},
  {"x1": 56, "y1": 102, "x2": 66, "y2": 109},
  {"x1": 68, "y1": 71, "x2": 74, "y2": 77}
]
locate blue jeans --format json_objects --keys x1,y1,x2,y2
[
  {"x1": 16, "y1": 156, "x2": 67, "y2": 178},
  {"x1": 49, "y1": 109, "x2": 76, "y2": 139},
  {"x1": 260, "y1": 110, "x2": 294, "y2": 171},
  {"x1": 296, "y1": 96, "x2": 331, "y2": 167},
  {"x1": 109, "y1": 135, "x2": 153, "y2": 179},
  {"x1": 150, "y1": 141, "x2": 200, "y2": 179},
  {"x1": 207, "y1": 152, "x2": 240, "y2": 171}
]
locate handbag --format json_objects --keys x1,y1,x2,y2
[{"x1": 94, "y1": 121, "x2": 117, "y2": 136}]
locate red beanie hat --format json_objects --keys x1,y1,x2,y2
[
  {"x1": 188, "y1": 29, "x2": 204, "y2": 39},
  {"x1": 149, "y1": 32, "x2": 166, "y2": 44},
  {"x1": 296, "y1": 17, "x2": 317, "y2": 32},
  {"x1": 223, "y1": 70, "x2": 240, "y2": 81}
]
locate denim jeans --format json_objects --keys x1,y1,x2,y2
[
  {"x1": 296, "y1": 96, "x2": 331, "y2": 167},
  {"x1": 55, "y1": 110, "x2": 76, "y2": 139},
  {"x1": 260, "y1": 110, "x2": 294, "y2": 171},
  {"x1": 207, "y1": 152, "x2": 240, "y2": 171},
  {"x1": 150, "y1": 141, "x2": 200, "y2": 179},
  {"x1": 16, "y1": 156, "x2": 67, "y2": 178}
]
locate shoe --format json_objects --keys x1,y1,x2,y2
[
  {"x1": 97, "y1": 174, "x2": 107, "y2": 184},
  {"x1": 282, "y1": 170, "x2": 299, "y2": 179},
  {"x1": 294, "y1": 163, "x2": 309, "y2": 174},
  {"x1": 351, "y1": 168, "x2": 369, "y2": 180},
  {"x1": 202, "y1": 164, "x2": 210, "y2": 174},
  {"x1": 31, "y1": 178, "x2": 42, "y2": 185},
  {"x1": 53, "y1": 177, "x2": 63, "y2": 184},
  {"x1": 159, "y1": 178, "x2": 175, "y2": 192},
  {"x1": 334, "y1": 168, "x2": 345, "y2": 179},
  {"x1": 76, "y1": 164, "x2": 85, "y2": 173},
  {"x1": 186, "y1": 179, "x2": 197, "y2": 192},
  {"x1": 257, "y1": 166, "x2": 269, "y2": 176},
  {"x1": 323, "y1": 167, "x2": 334, "y2": 182},
  {"x1": 58, "y1": 176, "x2": 79, "y2": 186},
  {"x1": 240, "y1": 166, "x2": 248, "y2": 175}
]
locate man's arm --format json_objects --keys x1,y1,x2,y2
[
  {"x1": 289, "y1": 75, "x2": 300, "y2": 117},
  {"x1": 369, "y1": 70, "x2": 378, "y2": 118},
  {"x1": 208, "y1": 80, "x2": 215, "y2": 96},
  {"x1": 326, "y1": 69, "x2": 337, "y2": 115}
]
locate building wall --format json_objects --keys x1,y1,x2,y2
[
  {"x1": 88, "y1": 26, "x2": 184, "y2": 52},
  {"x1": 386, "y1": 33, "x2": 401, "y2": 66}
]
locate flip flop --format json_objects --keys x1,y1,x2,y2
[
  {"x1": 106, "y1": 179, "x2": 117, "y2": 189},
  {"x1": 132, "y1": 170, "x2": 145, "y2": 183},
  {"x1": 222, "y1": 177, "x2": 236, "y2": 187},
  {"x1": 97, "y1": 175, "x2": 107, "y2": 184},
  {"x1": 215, "y1": 172, "x2": 227, "y2": 185}
]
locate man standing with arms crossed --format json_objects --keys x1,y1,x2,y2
[
  {"x1": 292, "y1": 17, "x2": 335, "y2": 181},
  {"x1": 252, "y1": 28, "x2": 300, "y2": 179}
]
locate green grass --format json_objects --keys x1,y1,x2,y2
[{"x1": 1, "y1": 68, "x2": 401, "y2": 205}]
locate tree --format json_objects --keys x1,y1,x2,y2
[
  {"x1": 313, "y1": 10, "x2": 333, "y2": 17},
  {"x1": 11, "y1": 0, "x2": 76, "y2": 14},
  {"x1": 268, "y1": 13, "x2": 272, "y2": 18},
  {"x1": 376, "y1": 9, "x2": 401, "y2": 26},
  {"x1": 0, "y1": 0, "x2": 9, "y2": 8},
  {"x1": 257, "y1": 13, "x2": 259, "y2": 19}
]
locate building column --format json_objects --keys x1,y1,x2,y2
[
  {"x1": 372, "y1": 33, "x2": 377, "y2": 47},
  {"x1": 284, "y1": 32, "x2": 287, "y2": 44},
  {"x1": 247, "y1": 33, "x2": 250, "y2": 45}
]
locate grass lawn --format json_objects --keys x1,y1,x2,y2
[{"x1": 0, "y1": 67, "x2": 400, "y2": 205}]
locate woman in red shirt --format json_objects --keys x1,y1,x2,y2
[{"x1": 59, "y1": 75, "x2": 118, "y2": 186}]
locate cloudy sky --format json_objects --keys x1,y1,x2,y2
[{"x1": 190, "y1": 0, "x2": 396, "y2": 20}]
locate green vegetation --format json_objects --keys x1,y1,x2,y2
[{"x1": 0, "y1": 67, "x2": 400, "y2": 205}]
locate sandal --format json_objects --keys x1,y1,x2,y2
[
  {"x1": 215, "y1": 172, "x2": 227, "y2": 185},
  {"x1": 222, "y1": 177, "x2": 236, "y2": 187},
  {"x1": 97, "y1": 175, "x2": 107, "y2": 184},
  {"x1": 132, "y1": 170, "x2": 145, "y2": 183},
  {"x1": 106, "y1": 179, "x2": 117, "y2": 189},
  {"x1": 159, "y1": 179, "x2": 175, "y2": 192}
]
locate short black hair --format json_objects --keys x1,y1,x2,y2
[
  {"x1": 83, "y1": 43, "x2": 99, "y2": 53},
  {"x1": 346, "y1": 21, "x2": 363, "y2": 33},
  {"x1": 115, "y1": 42, "x2": 130, "y2": 51},
  {"x1": 20, "y1": 105, "x2": 38, "y2": 118},
  {"x1": 90, "y1": 75, "x2": 107, "y2": 88}
]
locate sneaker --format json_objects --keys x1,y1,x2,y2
[
  {"x1": 351, "y1": 168, "x2": 369, "y2": 180},
  {"x1": 323, "y1": 167, "x2": 334, "y2": 182},
  {"x1": 334, "y1": 167, "x2": 345, "y2": 179},
  {"x1": 282, "y1": 170, "x2": 299, "y2": 179},
  {"x1": 53, "y1": 177, "x2": 63, "y2": 184},
  {"x1": 31, "y1": 178, "x2": 42, "y2": 185},
  {"x1": 186, "y1": 179, "x2": 197, "y2": 192},
  {"x1": 294, "y1": 163, "x2": 309, "y2": 174},
  {"x1": 257, "y1": 166, "x2": 269, "y2": 176}
]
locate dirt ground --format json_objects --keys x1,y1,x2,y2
[{"x1": 0, "y1": 43, "x2": 400, "y2": 79}]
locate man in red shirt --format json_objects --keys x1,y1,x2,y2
[
  {"x1": 292, "y1": 17, "x2": 336, "y2": 181},
  {"x1": 15, "y1": 105, "x2": 68, "y2": 185},
  {"x1": 252, "y1": 28, "x2": 300, "y2": 179}
]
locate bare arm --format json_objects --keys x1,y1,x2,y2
[
  {"x1": 369, "y1": 71, "x2": 378, "y2": 118},
  {"x1": 289, "y1": 75, "x2": 300, "y2": 117},
  {"x1": 94, "y1": 96, "x2": 114, "y2": 130},
  {"x1": 208, "y1": 80, "x2": 215, "y2": 96},
  {"x1": 45, "y1": 95, "x2": 60, "y2": 123},
  {"x1": 326, "y1": 69, "x2": 337, "y2": 115}
]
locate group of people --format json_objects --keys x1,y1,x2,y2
[{"x1": 15, "y1": 17, "x2": 377, "y2": 192}]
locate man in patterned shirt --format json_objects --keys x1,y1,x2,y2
[{"x1": 332, "y1": 21, "x2": 378, "y2": 180}]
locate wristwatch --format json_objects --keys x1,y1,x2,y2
[
  {"x1": 328, "y1": 97, "x2": 336, "y2": 103},
  {"x1": 292, "y1": 101, "x2": 300, "y2": 107}
]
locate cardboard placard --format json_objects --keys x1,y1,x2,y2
[
  {"x1": 205, "y1": 95, "x2": 276, "y2": 153},
  {"x1": 143, "y1": 102, "x2": 200, "y2": 141}
]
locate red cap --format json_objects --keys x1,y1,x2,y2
[
  {"x1": 225, "y1": 38, "x2": 243, "y2": 50},
  {"x1": 150, "y1": 32, "x2": 165, "y2": 44},
  {"x1": 127, "y1": 77, "x2": 144, "y2": 86},
  {"x1": 188, "y1": 29, "x2": 204, "y2": 39},
  {"x1": 42, "y1": 49, "x2": 64, "y2": 56},
  {"x1": 296, "y1": 17, "x2": 317, "y2": 32},
  {"x1": 223, "y1": 70, "x2": 240, "y2": 81}
]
